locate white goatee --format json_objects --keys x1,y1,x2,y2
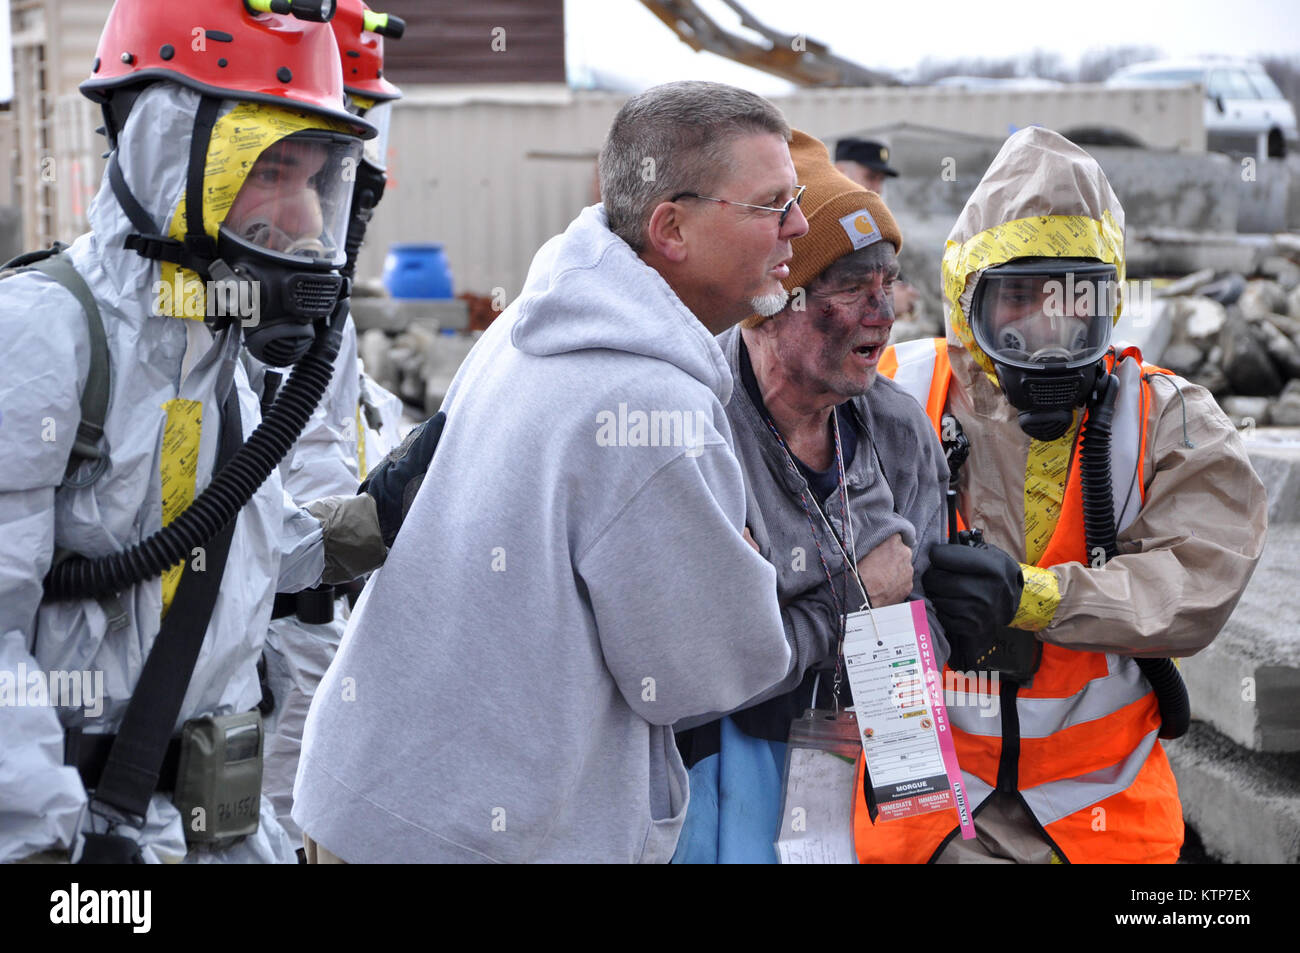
[{"x1": 750, "y1": 290, "x2": 789, "y2": 318}]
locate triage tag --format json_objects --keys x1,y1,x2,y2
[{"x1": 843, "y1": 600, "x2": 976, "y2": 840}]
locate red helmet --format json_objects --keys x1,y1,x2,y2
[
  {"x1": 332, "y1": 0, "x2": 403, "y2": 103},
  {"x1": 80, "y1": 0, "x2": 374, "y2": 138}
]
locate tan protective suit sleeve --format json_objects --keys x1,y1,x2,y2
[
  {"x1": 305, "y1": 493, "x2": 387, "y2": 585},
  {"x1": 1044, "y1": 373, "x2": 1268, "y2": 657},
  {"x1": 947, "y1": 349, "x2": 1267, "y2": 659}
]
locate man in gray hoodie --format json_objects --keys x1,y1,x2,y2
[{"x1": 293, "y1": 81, "x2": 830, "y2": 862}]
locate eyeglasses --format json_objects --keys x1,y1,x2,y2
[{"x1": 671, "y1": 184, "x2": 806, "y2": 227}]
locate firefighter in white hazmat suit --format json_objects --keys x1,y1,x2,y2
[
  {"x1": 0, "y1": 0, "x2": 411, "y2": 863},
  {"x1": 256, "y1": 0, "x2": 410, "y2": 844}
]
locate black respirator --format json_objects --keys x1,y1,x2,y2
[
  {"x1": 109, "y1": 95, "x2": 362, "y2": 366},
  {"x1": 209, "y1": 127, "x2": 362, "y2": 366},
  {"x1": 970, "y1": 258, "x2": 1118, "y2": 440}
]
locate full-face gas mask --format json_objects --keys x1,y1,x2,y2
[
  {"x1": 214, "y1": 128, "x2": 362, "y2": 365},
  {"x1": 970, "y1": 257, "x2": 1118, "y2": 440}
]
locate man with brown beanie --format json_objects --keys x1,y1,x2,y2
[{"x1": 673, "y1": 131, "x2": 949, "y2": 863}]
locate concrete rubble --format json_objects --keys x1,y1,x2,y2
[
  {"x1": 1165, "y1": 721, "x2": 1300, "y2": 865},
  {"x1": 1166, "y1": 433, "x2": 1300, "y2": 863}
]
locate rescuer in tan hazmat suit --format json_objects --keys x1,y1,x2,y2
[{"x1": 865, "y1": 125, "x2": 1267, "y2": 863}]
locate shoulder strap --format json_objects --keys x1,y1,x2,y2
[
  {"x1": 89, "y1": 387, "x2": 243, "y2": 825},
  {"x1": 2, "y1": 245, "x2": 112, "y2": 487}
]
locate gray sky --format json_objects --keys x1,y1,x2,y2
[{"x1": 565, "y1": 0, "x2": 1300, "y2": 93}]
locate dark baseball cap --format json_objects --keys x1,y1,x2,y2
[{"x1": 834, "y1": 138, "x2": 899, "y2": 177}]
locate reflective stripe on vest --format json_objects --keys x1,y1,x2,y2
[{"x1": 857, "y1": 339, "x2": 1182, "y2": 863}]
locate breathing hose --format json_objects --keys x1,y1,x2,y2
[
  {"x1": 1080, "y1": 371, "x2": 1191, "y2": 740},
  {"x1": 42, "y1": 295, "x2": 348, "y2": 602}
]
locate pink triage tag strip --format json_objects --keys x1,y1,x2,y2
[{"x1": 842, "y1": 600, "x2": 977, "y2": 840}]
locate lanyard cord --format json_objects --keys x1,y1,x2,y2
[{"x1": 760, "y1": 406, "x2": 872, "y2": 708}]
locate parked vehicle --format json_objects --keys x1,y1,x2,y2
[{"x1": 1106, "y1": 57, "x2": 1298, "y2": 158}]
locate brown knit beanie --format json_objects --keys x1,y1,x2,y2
[{"x1": 744, "y1": 129, "x2": 903, "y2": 328}]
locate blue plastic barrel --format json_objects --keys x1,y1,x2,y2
[{"x1": 383, "y1": 243, "x2": 454, "y2": 299}]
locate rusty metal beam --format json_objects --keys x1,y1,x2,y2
[{"x1": 638, "y1": 0, "x2": 894, "y2": 87}]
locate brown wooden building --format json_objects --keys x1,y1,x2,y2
[{"x1": 380, "y1": 0, "x2": 564, "y2": 87}]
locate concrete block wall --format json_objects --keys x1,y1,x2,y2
[{"x1": 1166, "y1": 435, "x2": 1300, "y2": 862}]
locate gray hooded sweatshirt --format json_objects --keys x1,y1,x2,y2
[{"x1": 294, "y1": 205, "x2": 818, "y2": 863}]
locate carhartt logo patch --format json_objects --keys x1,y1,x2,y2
[{"x1": 838, "y1": 209, "x2": 882, "y2": 250}]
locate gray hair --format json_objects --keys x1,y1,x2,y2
[{"x1": 599, "y1": 81, "x2": 790, "y2": 251}]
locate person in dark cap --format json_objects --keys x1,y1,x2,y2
[
  {"x1": 834, "y1": 138, "x2": 899, "y2": 196},
  {"x1": 835, "y1": 138, "x2": 922, "y2": 318}
]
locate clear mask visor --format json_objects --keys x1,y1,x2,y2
[
  {"x1": 361, "y1": 100, "x2": 393, "y2": 171},
  {"x1": 972, "y1": 260, "x2": 1118, "y2": 368},
  {"x1": 219, "y1": 130, "x2": 362, "y2": 267}
]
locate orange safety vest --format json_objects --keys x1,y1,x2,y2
[{"x1": 854, "y1": 338, "x2": 1184, "y2": 864}]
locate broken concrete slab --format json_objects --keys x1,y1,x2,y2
[
  {"x1": 1173, "y1": 295, "x2": 1227, "y2": 350},
  {"x1": 1127, "y1": 229, "x2": 1271, "y2": 278},
  {"x1": 1242, "y1": 430, "x2": 1300, "y2": 524},
  {"x1": 1239, "y1": 280, "x2": 1291, "y2": 321},
  {"x1": 1179, "y1": 521, "x2": 1300, "y2": 752},
  {"x1": 1089, "y1": 146, "x2": 1238, "y2": 233},
  {"x1": 1288, "y1": 155, "x2": 1300, "y2": 231},
  {"x1": 1235, "y1": 157, "x2": 1292, "y2": 234},
  {"x1": 1199, "y1": 273, "x2": 1247, "y2": 306},
  {"x1": 1271, "y1": 381, "x2": 1300, "y2": 427},
  {"x1": 1164, "y1": 721, "x2": 1300, "y2": 864},
  {"x1": 1161, "y1": 342, "x2": 1205, "y2": 376},
  {"x1": 1259, "y1": 256, "x2": 1300, "y2": 292},
  {"x1": 1253, "y1": 317, "x2": 1300, "y2": 377},
  {"x1": 1189, "y1": 363, "x2": 1230, "y2": 397},
  {"x1": 1221, "y1": 395, "x2": 1271, "y2": 426},
  {"x1": 1156, "y1": 269, "x2": 1215, "y2": 298},
  {"x1": 1261, "y1": 312, "x2": 1300, "y2": 338}
]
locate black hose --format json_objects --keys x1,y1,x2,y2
[
  {"x1": 42, "y1": 299, "x2": 347, "y2": 602},
  {"x1": 1080, "y1": 372, "x2": 1190, "y2": 740}
]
